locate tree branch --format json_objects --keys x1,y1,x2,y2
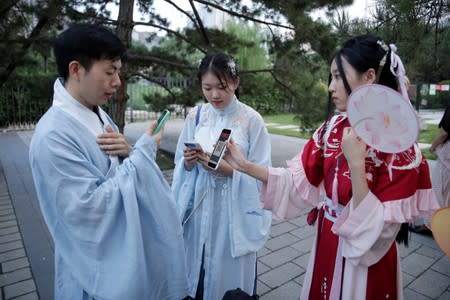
[
  {"x1": 0, "y1": 14, "x2": 50, "y2": 86},
  {"x1": 133, "y1": 21, "x2": 207, "y2": 53},
  {"x1": 239, "y1": 67, "x2": 299, "y2": 100},
  {"x1": 127, "y1": 53, "x2": 197, "y2": 71},
  {"x1": 193, "y1": 0, "x2": 294, "y2": 30},
  {"x1": 0, "y1": 0, "x2": 20, "y2": 17},
  {"x1": 240, "y1": 68, "x2": 274, "y2": 74},
  {"x1": 67, "y1": 6, "x2": 208, "y2": 53},
  {"x1": 163, "y1": 0, "x2": 200, "y2": 31},
  {"x1": 129, "y1": 72, "x2": 177, "y2": 101},
  {"x1": 270, "y1": 71, "x2": 299, "y2": 100},
  {"x1": 189, "y1": 0, "x2": 210, "y2": 45}
]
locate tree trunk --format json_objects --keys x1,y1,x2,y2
[{"x1": 109, "y1": 0, "x2": 134, "y2": 133}]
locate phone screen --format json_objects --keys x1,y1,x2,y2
[{"x1": 208, "y1": 129, "x2": 231, "y2": 169}]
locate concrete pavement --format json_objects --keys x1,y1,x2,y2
[{"x1": 0, "y1": 115, "x2": 448, "y2": 299}]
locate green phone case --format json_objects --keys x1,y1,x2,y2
[{"x1": 153, "y1": 109, "x2": 170, "y2": 135}]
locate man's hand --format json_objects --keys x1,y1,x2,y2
[
  {"x1": 97, "y1": 125, "x2": 132, "y2": 157},
  {"x1": 146, "y1": 121, "x2": 163, "y2": 147}
]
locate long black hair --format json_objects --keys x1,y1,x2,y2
[{"x1": 322, "y1": 34, "x2": 410, "y2": 246}]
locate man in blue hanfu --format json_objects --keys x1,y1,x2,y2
[{"x1": 29, "y1": 24, "x2": 189, "y2": 300}]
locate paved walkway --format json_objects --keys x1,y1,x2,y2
[{"x1": 0, "y1": 114, "x2": 448, "y2": 299}]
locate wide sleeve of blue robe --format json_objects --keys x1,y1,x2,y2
[{"x1": 29, "y1": 108, "x2": 188, "y2": 300}]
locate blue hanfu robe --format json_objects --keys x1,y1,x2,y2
[
  {"x1": 171, "y1": 98, "x2": 272, "y2": 299},
  {"x1": 29, "y1": 79, "x2": 188, "y2": 300}
]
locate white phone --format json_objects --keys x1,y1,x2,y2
[{"x1": 207, "y1": 129, "x2": 232, "y2": 170}]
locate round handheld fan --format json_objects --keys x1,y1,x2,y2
[{"x1": 347, "y1": 84, "x2": 419, "y2": 153}]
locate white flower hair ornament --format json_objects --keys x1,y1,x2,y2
[{"x1": 227, "y1": 60, "x2": 238, "y2": 78}]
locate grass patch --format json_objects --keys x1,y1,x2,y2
[
  {"x1": 263, "y1": 113, "x2": 314, "y2": 139},
  {"x1": 266, "y1": 127, "x2": 312, "y2": 139},
  {"x1": 418, "y1": 124, "x2": 438, "y2": 144},
  {"x1": 419, "y1": 124, "x2": 439, "y2": 160},
  {"x1": 422, "y1": 148, "x2": 437, "y2": 160},
  {"x1": 263, "y1": 113, "x2": 299, "y2": 126}
]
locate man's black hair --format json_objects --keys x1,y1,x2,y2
[{"x1": 54, "y1": 23, "x2": 127, "y2": 80}]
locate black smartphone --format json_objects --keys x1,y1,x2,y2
[
  {"x1": 184, "y1": 141, "x2": 202, "y2": 150},
  {"x1": 152, "y1": 109, "x2": 170, "y2": 135},
  {"x1": 207, "y1": 129, "x2": 232, "y2": 170}
]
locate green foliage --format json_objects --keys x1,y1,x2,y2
[
  {"x1": 330, "y1": 0, "x2": 450, "y2": 86},
  {"x1": 419, "y1": 124, "x2": 439, "y2": 160},
  {"x1": 269, "y1": 43, "x2": 330, "y2": 130},
  {"x1": 223, "y1": 20, "x2": 270, "y2": 69},
  {"x1": 0, "y1": 72, "x2": 55, "y2": 127},
  {"x1": 239, "y1": 73, "x2": 280, "y2": 114},
  {"x1": 143, "y1": 90, "x2": 177, "y2": 112},
  {"x1": 127, "y1": 82, "x2": 166, "y2": 110},
  {"x1": 1, "y1": 0, "x2": 447, "y2": 130}
]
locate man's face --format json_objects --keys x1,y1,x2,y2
[{"x1": 76, "y1": 59, "x2": 122, "y2": 109}]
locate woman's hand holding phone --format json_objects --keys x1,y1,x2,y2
[{"x1": 183, "y1": 142, "x2": 204, "y2": 171}]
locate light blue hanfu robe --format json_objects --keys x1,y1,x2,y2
[
  {"x1": 29, "y1": 79, "x2": 188, "y2": 300},
  {"x1": 171, "y1": 97, "x2": 272, "y2": 299}
]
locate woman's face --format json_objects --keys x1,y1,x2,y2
[
  {"x1": 328, "y1": 56, "x2": 372, "y2": 112},
  {"x1": 201, "y1": 71, "x2": 239, "y2": 110}
]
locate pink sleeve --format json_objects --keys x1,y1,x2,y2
[
  {"x1": 382, "y1": 188, "x2": 440, "y2": 223},
  {"x1": 332, "y1": 192, "x2": 400, "y2": 267},
  {"x1": 261, "y1": 154, "x2": 322, "y2": 220}
]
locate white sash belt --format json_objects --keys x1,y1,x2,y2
[{"x1": 323, "y1": 197, "x2": 344, "y2": 223}]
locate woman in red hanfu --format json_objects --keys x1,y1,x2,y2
[{"x1": 223, "y1": 34, "x2": 440, "y2": 300}]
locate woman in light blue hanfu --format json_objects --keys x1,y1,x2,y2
[{"x1": 172, "y1": 52, "x2": 272, "y2": 300}]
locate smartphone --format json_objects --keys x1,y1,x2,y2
[
  {"x1": 184, "y1": 141, "x2": 202, "y2": 150},
  {"x1": 207, "y1": 129, "x2": 232, "y2": 170},
  {"x1": 153, "y1": 109, "x2": 170, "y2": 135}
]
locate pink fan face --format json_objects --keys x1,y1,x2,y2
[{"x1": 347, "y1": 84, "x2": 419, "y2": 153}]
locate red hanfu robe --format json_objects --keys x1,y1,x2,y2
[{"x1": 261, "y1": 114, "x2": 440, "y2": 300}]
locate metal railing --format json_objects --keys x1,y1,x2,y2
[
  {"x1": 0, "y1": 77, "x2": 192, "y2": 130},
  {"x1": 0, "y1": 86, "x2": 51, "y2": 131}
]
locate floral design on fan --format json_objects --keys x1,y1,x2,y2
[{"x1": 349, "y1": 86, "x2": 410, "y2": 152}]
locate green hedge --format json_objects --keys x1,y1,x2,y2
[{"x1": 0, "y1": 73, "x2": 55, "y2": 127}]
